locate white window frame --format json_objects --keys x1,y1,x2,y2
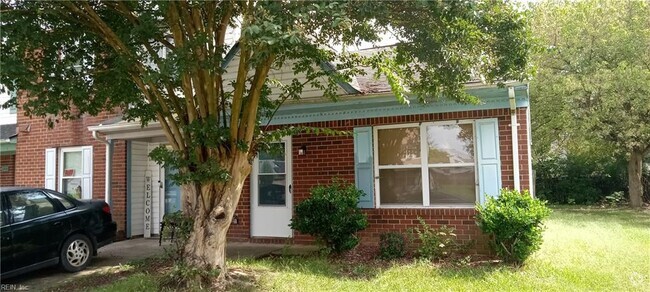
[
  {"x1": 58, "y1": 146, "x2": 93, "y2": 199},
  {"x1": 374, "y1": 120, "x2": 478, "y2": 208}
]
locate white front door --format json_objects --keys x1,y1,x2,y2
[{"x1": 251, "y1": 137, "x2": 293, "y2": 238}]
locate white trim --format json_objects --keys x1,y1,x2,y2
[
  {"x1": 250, "y1": 136, "x2": 293, "y2": 238},
  {"x1": 105, "y1": 129, "x2": 166, "y2": 140},
  {"x1": 427, "y1": 163, "x2": 475, "y2": 168},
  {"x1": 58, "y1": 146, "x2": 93, "y2": 199},
  {"x1": 377, "y1": 164, "x2": 422, "y2": 169},
  {"x1": 44, "y1": 148, "x2": 57, "y2": 190},
  {"x1": 87, "y1": 121, "x2": 161, "y2": 133},
  {"x1": 373, "y1": 126, "x2": 381, "y2": 207},
  {"x1": 374, "y1": 121, "x2": 479, "y2": 208},
  {"x1": 509, "y1": 87, "x2": 521, "y2": 191},
  {"x1": 379, "y1": 204, "x2": 475, "y2": 209},
  {"x1": 526, "y1": 105, "x2": 534, "y2": 196},
  {"x1": 420, "y1": 125, "x2": 430, "y2": 206}
]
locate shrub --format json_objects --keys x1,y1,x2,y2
[
  {"x1": 161, "y1": 211, "x2": 194, "y2": 262},
  {"x1": 408, "y1": 218, "x2": 460, "y2": 260},
  {"x1": 601, "y1": 191, "x2": 628, "y2": 207},
  {"x1": 378, "y1": 232, "x2": 406, "y2": 260},
  {"x1": 476, "y1": 189, "x2": 551, "y2": 264},
  {"x1": 535, "y1": 154, "x2": 627, "y2": 204},
  {"x1": 290, "y1": 179, "x2": 368, "y2": 254}
]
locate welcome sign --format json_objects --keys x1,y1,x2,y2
[{"x1": 144, "y1": 171, "x2": 152, "y2": 238}]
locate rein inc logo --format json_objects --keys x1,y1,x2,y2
[{"x1": 0, "y1": 284, "x2": 29, "y2": 291}]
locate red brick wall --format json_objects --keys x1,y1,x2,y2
[
  {"x1": 228, "y1": 107, "x2": 531, "y2": 254},
  {"x1": 0, "y1": 154, "x2": 16, "y2": 186},
  {"x1": 15, "y1": 98, "x2": 128, "y2": 238}
]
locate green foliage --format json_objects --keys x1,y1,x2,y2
[
  {"x1": 476, "y1": 189, "x2": 551, "y2": 264},
  {"x1": 530, "y1": 0, "x2": 650, "y2": 206},
  {"x1": 408, "y1": 218, "x2": 460, "y2": 260},
  {"x1": 602, "y1": 191, "x2": 627, "y2": 207},
  {"x1": 290, "y1": 179, "x2": 368, "y2": 254},
  {"x1": 161, "y1": 211, "x2": 194, "y2": 263},
  {"x1": 2, "y1": 1, "x2": 532, "y2": 128},
  {"x1": 378, "y1": 232, "x2": 406, "y2": 260},
  {"x1": 535, "y1": 154, "x2": 627, "y2": 204}
]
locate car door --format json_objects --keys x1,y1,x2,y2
[
  {"x1": 0, "y1": 194, "x2": 13, "y2": 274},
  {"x1": 7, "y1": 190, "x2": 70, "y2": 269}
]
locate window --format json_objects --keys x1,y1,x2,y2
[
  {"x1": 57, "y1": 146, "x2": 92, "y2": 199},
  {"x1": 257, "y1": 143, "x2": 287, "y2": 206},
  {"x1": 61, "y1": 150, "x2": 83, "y2": 199},
  {"x1": 1, "y1": 197, "x2": 7, "y2": 226},
  {"x1": 7, "y1": 191, "x2": 57, "y2": 223},
  {"x1": 375, "y1": 122, "x2": 477, "y2": 207}
]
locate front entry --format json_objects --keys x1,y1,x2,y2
[
  {"x1": 251, "y1": 137, "x2": 293, "y2": 238},
  {"x1": 163, "y1": 167, "x2": 182, "y2": 215}
]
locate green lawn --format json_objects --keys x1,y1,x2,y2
[{"x1": 77, "y1": 207, "x2": 650, "y2": 292}]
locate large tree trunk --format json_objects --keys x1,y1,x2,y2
[
  {"x1": 182, "y1": 155, "x2": 251, "y2": 277},
  {"x1": 628, "y1": 150, "x2": 644, "y2": 208}
]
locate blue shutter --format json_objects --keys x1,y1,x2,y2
[
  {"x1": 476, "y1": 119, "x2": 502, "y2": 204},
  {"x1": 354, "y1": 127, "x2": 374, "y2": 208}
]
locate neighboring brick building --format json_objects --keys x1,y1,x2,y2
[
  {"x1": 14, "y1": 100, "x2": 128, "y2": 238},
  {"x1": 0, "y1": 91, "x2": 17, "y2": 187},
  {"x1": 14, "y1": 49, "x2": 533, "y2": 254}
]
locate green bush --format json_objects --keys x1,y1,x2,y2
[
  {"x1": 378, "y1": 232, "x2": 406, "y2": 260},
  {"x1": 290, "y1": 179, "x2": 368, "y2": 254},
  {"x1": 408, "y1": 218, "x2": 460, "y2": 260},
  {"x1": 476, "y1": 189, "x2": 551, "y2": 264},
  {"x1": 161, "y1": 211, "x2": 194, "y2": 262},
  {"x1": 535, "y1": 154, "x2": 627, "y2": 204}
]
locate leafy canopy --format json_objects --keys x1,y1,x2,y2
[
  {"x1": 530, "y1": 0, "x2": 650, "y2": 158},
  {"x1": 1, "y1": 1, "x2": 532, "y2": 186}
]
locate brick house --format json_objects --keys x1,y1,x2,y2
[
  {"x1": 15, "y1": 48, "x2": 532, "y2": 253},
  {"x1": 1, "y1": 91, "x2": 18, "y2": 187}
]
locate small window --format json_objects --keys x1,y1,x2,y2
[
  {"x1": 7, "y1": 191, "x2": 57, "y2": 223},
  {"x1": 61, "y1": 151, "x2": 83, "y2": 199}
]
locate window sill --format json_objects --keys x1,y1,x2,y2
[{"x1": 377, "y1": 204, "x2": 475, "y2": 209}]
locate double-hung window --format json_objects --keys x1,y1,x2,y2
[
  {"x1": 375, "y1": 121, "x2": 477, "y2": 207},
  {"x1": 46, "y1": 146, "x2": 93, "y2": 199}
]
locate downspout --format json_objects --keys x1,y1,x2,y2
[
  {"x1": 92, "y1": 130, "x2": 112, "y2": 205},
  {"x1": 509, "y1": 87, "x2": 521, "y2": 191},
  {"x1": 526, "y1": 84, "x2": 534, "y2": 196}
]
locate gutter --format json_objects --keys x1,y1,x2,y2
[
  {"x1": 92, "y1": 130, "x2": 112, "y2": 205},
  {"x1": 509, "y1": 86, "x2": 521, "y2": 191}
]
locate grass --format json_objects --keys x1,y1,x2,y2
[{"x1": 71, "y1": 206, "x2": 650, "y2": 291}]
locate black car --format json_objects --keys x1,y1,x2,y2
[{"x1": 0, "y1": 187, "x2": 117, "y2": 278}]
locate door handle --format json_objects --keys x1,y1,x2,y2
[
  {"x1": 52, "y1": 221, "x2": 62, "y2": 226},
  {"x1": 289, "y1": 184, "x2": 292, "y2": 194}
]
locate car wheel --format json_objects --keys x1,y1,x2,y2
[{"x1": 60, "y1": 234, "x2": 92, "y2": 272}]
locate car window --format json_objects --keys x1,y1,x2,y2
[
  {"x1": 0, "y1": 196, "x2": 6, "y2": 226},
  {"x1": 48, "y1": 192, "x2": 76, "y2": 210},
  {"x1": 7, "y1": 191, "x2": 57, "y2": 223}
]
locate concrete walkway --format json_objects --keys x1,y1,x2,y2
[{"x1": 3, "y1": 238, "x2": 318, "y2": 291}]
